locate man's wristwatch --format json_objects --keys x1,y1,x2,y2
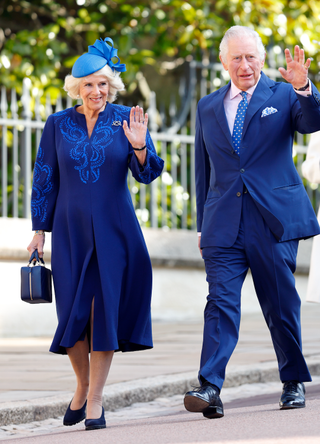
[
  {"x1": 34, "y1": 230, "x2": 45, "y2": 235},
  {"x1": 294, "y1": 80, "x2": 310, "y2": 91}
]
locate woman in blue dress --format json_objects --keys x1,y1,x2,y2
[{"x1": 27, "y1": 38, "x2": 164, "y2": 430}]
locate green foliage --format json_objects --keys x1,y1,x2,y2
[{"x1": 1, "y1": 0, "x2": 320, "y2": 97}]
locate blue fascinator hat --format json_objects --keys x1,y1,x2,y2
[{"x1": 72, "y1": 37, "x2": 126, "y2": 78}]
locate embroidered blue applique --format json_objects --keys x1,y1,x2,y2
[
  {"x1": 59, "y1": 106, "x2": 129, "y2": 184},
  {"x1": 31, "y1": 146, "x2": 53, "y2": 222}
]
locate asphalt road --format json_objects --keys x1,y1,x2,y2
[{"x1": 2, "y1": 384, "x2": 320, "y2": 444}]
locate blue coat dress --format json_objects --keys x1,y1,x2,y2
[{"x1": 31, "y1": 103, "x2": 164, "y2": 355}]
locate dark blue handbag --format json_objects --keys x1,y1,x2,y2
[{"x1": 21, "y1": 249, "x2": 52, "y2": 304}]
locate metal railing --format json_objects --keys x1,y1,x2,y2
[
  {"x1": 0, "y1": 79, "x2": 196, "y2": 229},
  {"x1": 1, "y1": 57, "x2": 319, "y2": 228}
]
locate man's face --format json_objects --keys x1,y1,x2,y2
[{"x1": 220, "y1": 36, "x2": 265, "y2": 91}]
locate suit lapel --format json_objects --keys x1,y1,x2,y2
[
  {"x1": 208, "y1": 73, "x2": 275, "y2": 151},
  {"x1": 242, "y1": 72, "x2": 274, "y2": 137},
  {"x1": 211, "y1": 83, "x2": 234, "y2": 149}
]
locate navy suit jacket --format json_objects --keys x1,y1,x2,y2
[{"x1": 196, "y1": 72, "x2": 320, "y2": 248}]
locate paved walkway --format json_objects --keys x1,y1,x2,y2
[
  {"x1": 1, "y1": 304, "x2": 320, "y2": 398},
  {"x1": 0, "y1": 302, "x2": 320, "y2": 440},
  {"x1": 2, "y1": 380, "x2": 320, "y2": 442}
]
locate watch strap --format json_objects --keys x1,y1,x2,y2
[{"x1": 295, "y1": 79, "x2": 310, "y2": 91}]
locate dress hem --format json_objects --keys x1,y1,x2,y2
[{"x1": 49, "y1": 340, "x2": 153, "y2": 355}]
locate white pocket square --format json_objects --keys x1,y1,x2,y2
[{"x1": 261, "y1": 107, "x2": 278, "y2": 118}]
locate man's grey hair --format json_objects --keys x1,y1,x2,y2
[{"x1": 219, "y1": 26, "x2": 266, "y2": 62}]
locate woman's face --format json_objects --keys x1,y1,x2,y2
[{"x1": 79, "y1": 74, "x2": 109, "y2": 113}]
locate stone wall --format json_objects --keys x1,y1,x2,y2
[{"x1": 0, "y1": 218, "x2": 313, "y2": 337}]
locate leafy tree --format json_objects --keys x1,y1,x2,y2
[
  {"x1": 0, "y1": 0, "x2": 319, "y2": 98},
  {"x1": 1, "y1": 0, "x2": 320, "y2": 222}
]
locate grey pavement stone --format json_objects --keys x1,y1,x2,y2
[
  {"x1": 0, "y1": 391, "x2": 69, "y2": 403},
  {"x1": 1, "y1": 357, "x2": 320, "y2": 428}
]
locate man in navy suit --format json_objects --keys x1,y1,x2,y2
[{"x1": 184, "y1": 26, "x2": 320, "y2": 419}]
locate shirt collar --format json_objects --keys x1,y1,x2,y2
[{"x1": 229, "y1": 74, "x2": 261, "y2": 100}]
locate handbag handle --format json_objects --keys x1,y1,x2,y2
[{"x1": 29, "y1": 249, "x2": 45, "y2": 266}]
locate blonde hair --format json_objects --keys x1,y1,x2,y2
[{"x1": 63, "y1": 64, "x2": 125, "y2": 103}]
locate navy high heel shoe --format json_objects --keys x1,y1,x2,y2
[
  {"x1": 85, "y1": 406, "x2": 106, "y2": 431},
  {"x1": 63, "y1": 400, "x2": 87, "y2": 426}
]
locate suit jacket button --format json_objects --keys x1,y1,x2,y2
[
  {"x1": 240, "y1": 168, "x2": 245, "y2": 173},
  {"x1": 237, "y1": 192, "x2": 241, "y2": 197}
]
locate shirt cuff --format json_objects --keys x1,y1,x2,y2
[
  {"x1": 294, "y1": 79, "x2": 311, "y2": 96},
  {"x1": 197, "y1": 232, "x2": 201, "y2": 237}
]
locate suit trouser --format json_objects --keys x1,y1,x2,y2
[{"x1": 199, "y1": 192, "x2": 311, "y2": 390}]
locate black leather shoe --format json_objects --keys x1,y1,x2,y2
[
  {"x1": 85, "y1": 406, "x2": 106, "y2": 430},
  {"x1": 184, "y1": 382, "x2": 224, "y2": 418},
  {"x1": 279, "y1": 381, "x2": 305, "y2": 409},
  {"x1": 63, "y1": 400, "x2": 87, "y2": 426}
]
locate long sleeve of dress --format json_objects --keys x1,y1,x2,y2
[
  {"x1": 31, "y1": 115, "x2": 60, "y2": 231},
  {"x1": 301, "y1": 131, "x2": 320, "y2": 184},
  {"x1": 128, "y1": 130, "x2": 164, "y2": 184}
]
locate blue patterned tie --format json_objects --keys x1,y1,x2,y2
[{"x1": 232, "y1": 91, "x2": 248, "y2": 155}]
